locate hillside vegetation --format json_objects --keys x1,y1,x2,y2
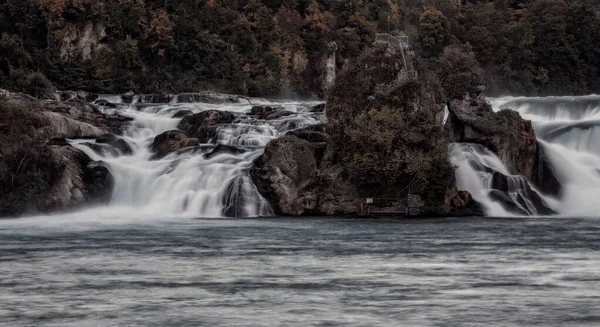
[{"x1": 0, "y1": 0, "x2": 599, "y2": 97}]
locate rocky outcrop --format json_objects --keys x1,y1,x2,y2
[
  {"x1": 251, "y1": 135, "x2": 359, "y2": 216},
  {"x1": 490, "y1": 172, "x2": 556, "y2": 215},
  {"x1": 0, "y1": 90, "x2": 121, "y2": 217},
  {"x1": 286, "y1": 124, "x2": 329, "y2": 143},
  {"x1": 444, "y1": 187, "x2": 485, "y2": 217},
  {"x1": 41, "y1": 146, "x2": 113, "y2": 213},
  {"x1": 150, "y1": 130, "x2": 200, "y2": 160},
  {"x1": 447, "y1": 97, "x2": 561, "y2": 196},
  {"x1": 249, "y1": 105, "x2": 294, "y2": 120},
  {"x1": 177, "y1": 110, "x2": 235, "y2": 142}
]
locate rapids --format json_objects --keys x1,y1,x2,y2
[
  {"x1": 69, "y1": 95, "x2": 326, "y2": 219},
  {"x1": 453, "y1": 95, "x2": 600, "y2": 216}
]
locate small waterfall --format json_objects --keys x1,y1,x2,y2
[
  {"x1": 70, "y1": 97, "x2": 326, "y2": 218},
  {"x1": 454, "y1": 95, "x2": 600, "y2": 217}
]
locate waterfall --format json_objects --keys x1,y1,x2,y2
[
  {"x1": 453, "y1": 95, "x2": 600, "y2": 216},
  {"x1": 70, "y1": 97, "x2": 326, "y2": 219}
]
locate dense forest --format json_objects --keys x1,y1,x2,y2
[{"x1": 0, "y1": 0, "x2": 599, "y2": 97}]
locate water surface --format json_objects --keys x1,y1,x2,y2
[{"x1": 1, "y1": 217, "x2": 599, "y2": 326}]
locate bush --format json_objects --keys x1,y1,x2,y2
[{"x1": 23, "y1": 72, "x2": 55, "y2": 99}]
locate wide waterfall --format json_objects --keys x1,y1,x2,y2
[
  {"x1": 68, "y1": 96, "x2": 326, "y2": 219},
  {"x1": 453, "y1": 95, "x2": 600, "y2": 217}
]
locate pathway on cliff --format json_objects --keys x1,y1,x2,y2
[{"x1": 63, "y1": 95, "x2": 326, "y2": 220}]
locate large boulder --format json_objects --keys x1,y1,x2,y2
[
  {"x1": 177, "y1": 110, "x2": 235, "y2": 142},
  {"x1": 251, "y1": 135, "x2": 360, "y2": 216},
  {"x1": 34, "y1": 146, "x2": 113, "y2": 215},
  {"x1": 150, "y1": 130, "x2": 200, "y2": 160},
  {"x1": 490, "y1": 171, "x2": 556, "y2": 215},
  {"x1": 251, "y1": 136, "x2": 320, "y2": 215},
  {"x1": 444, "y1": 187, "x2": 485, "y2": 217},
  {"x1": 0, "y1": 91, "x2": 120, "y2": 216},
  {"x1": 447, "y1": 97, "x2": 561, "y2": 196}
]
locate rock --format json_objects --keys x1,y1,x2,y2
[
  {"x1": 262, "y1": 110, "x2": 294, "y2": 120},
  {"x1": 286, "y1": 124, "x2": 329, "y2": 143},
  {"x1": 172, "y1": 109, "x2": 193, "y2": 118},
  {"x1": 39, "y1": 112, "x2": 106, "y2": 139},
  {"x1": 150, "y1": 130, "x2": 200, "y2": 160},
  {"x1": 175, "y1": 93, "x2": 203, "y2": 103},
  {"x1": 203, "y1": 144, "x2": 247, "y2": 159},
  {"x1": 532, "y1": 144, "x2": 561, "y2": 197},
  {"x1": 489, "y1": 171, "x2": 556, "y2": 215},
  {"x1": 447, "y1": 97, "x2": 561, "y2": 196},
  {"x1": 96, "y1": 134, "x2": 132, "y2": 155},
  {"x1": 84, "y1": 161, "x2": 114, "y2": 204},
  {"x1": 0, "y1": 88, "x2": 10, "y2": 99},
  {"x1": 251, "y1": 136, "x2": 320, "y2": 215},
  {"x1": 198, "y1": 90, "x2": 249, "y2": 104},
  {"x1": 309, "y1": 103, "x2": 326, "y2": 113},
  {"x1": 489, "y1": 190, "x2": 529, "y2": 216},
  {"x1": 177, "y1": 110, "x2": 235, "y2": 141},
  {"x1": 250, "y1": 105, "x2": 274, "y2": 115},
  {"x1": 121, "y1": 91, "x2": 135, "y2": 104},
  {"x1": 249, "y1": 105, "x2": 294, "y2": 120},
  {"x1": 445, "y1": 188, "x2": 485, "y2": 216},
  {"x1": 59, "y1": 90, "x2": 97, "y2": 102},
  {"x1": 93, "y1": 99, "x2": 118, "y2": 108},
  {"x1": 40, "y1": 146, "x2": 113, "y2": 214}
]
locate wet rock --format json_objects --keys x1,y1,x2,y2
[
  {"x1": 251, "y1": 136, "x2": 319, "y2": 215},
  {"x1": 250, "y1": 105, "x2": 275, "y2": 115},
  {"x1": 178, "y1": 110, "x2": 235, "y2": 141},
  {"x1": 175, "y1": 93, "x2": 203, "y2": 103},
  {"x1": 121, "y1": 91, "x2": 135, "y2": 104},
  {"x1": 39, "y1": 146, "x2": 114, "y2": 214},
  {"x1": 172, "y1": 109, "x2": 193, "y2": 118},
  {"x1": 84, "y1": 161, "x2": 114, "y2": 204},
  {"x1": 489, "y1": 190, "x2": 529, "y2": 216},
  {"x1": 309, "y1": 103, "x2": 326, "y2": 113},
  {"x1": 249, "y1": 106, "x2": 294, "y2": 120},
  {"x1": 286, "y1": 124, "x2": 329, "y2": 143},
  {"x1": 489, "y1": 171, "x2": 556, "y2": 216},
  {"x1": 447, "y1": 96, "x2": 561, "y2": 196},
  {"x1": 262, "y1": 110, "x2": 294, "y2": 120},
  {"x1": 150, "y1": 130, "x2": 200, "y2": 160},
  {"x1": 445, "y1": 188, "x2": 485, "y2": 216},
  {"x1": 198, "y1": 90, "x2": 249, "y2": 104},
  {"x1": 96, "y1": 134, "x2": 132, "y2": 155},
  {"x1": 203, "y1": 144, "x2": 247, "y2": 159}
]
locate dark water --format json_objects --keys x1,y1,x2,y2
[{"x1": 1, "y1": 217, "x2": 599, "y2": 326}]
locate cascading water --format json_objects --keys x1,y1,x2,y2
[
  {"x1": 453, "y1": 95, "x2": 600, "y2": 216},
  {"x1": 69, "y1": 96, "x2": 326, "y2": 219}
]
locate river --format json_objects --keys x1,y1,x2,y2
[{"x1": 1, "y1": 217, "x2": 599, "y2": 326}]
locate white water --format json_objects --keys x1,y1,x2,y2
[
  {"x1": 453, "y1": 95, "x2": 600, "y2": 216},
  {"x1": 68, "y1": 97, "x2": 325, "y2": 219}
]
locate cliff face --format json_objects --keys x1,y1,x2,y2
[{"x1": 0, "y1": 89, "x2": 128, "y2": 217}]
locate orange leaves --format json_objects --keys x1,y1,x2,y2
[{"x1": 38, "y1": 0, "x2": 66, "y2": 26}]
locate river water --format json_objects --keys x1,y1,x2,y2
[{"x1": 1, "y1": 217, "x2": 599, "y2": 326}]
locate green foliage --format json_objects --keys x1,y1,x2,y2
[
  {"x1": 23, "y1": 72, "x2": 55, "y2": 99},
  {"x1": 327, "y1": 49, "x2": 452, "y2": 213}
]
